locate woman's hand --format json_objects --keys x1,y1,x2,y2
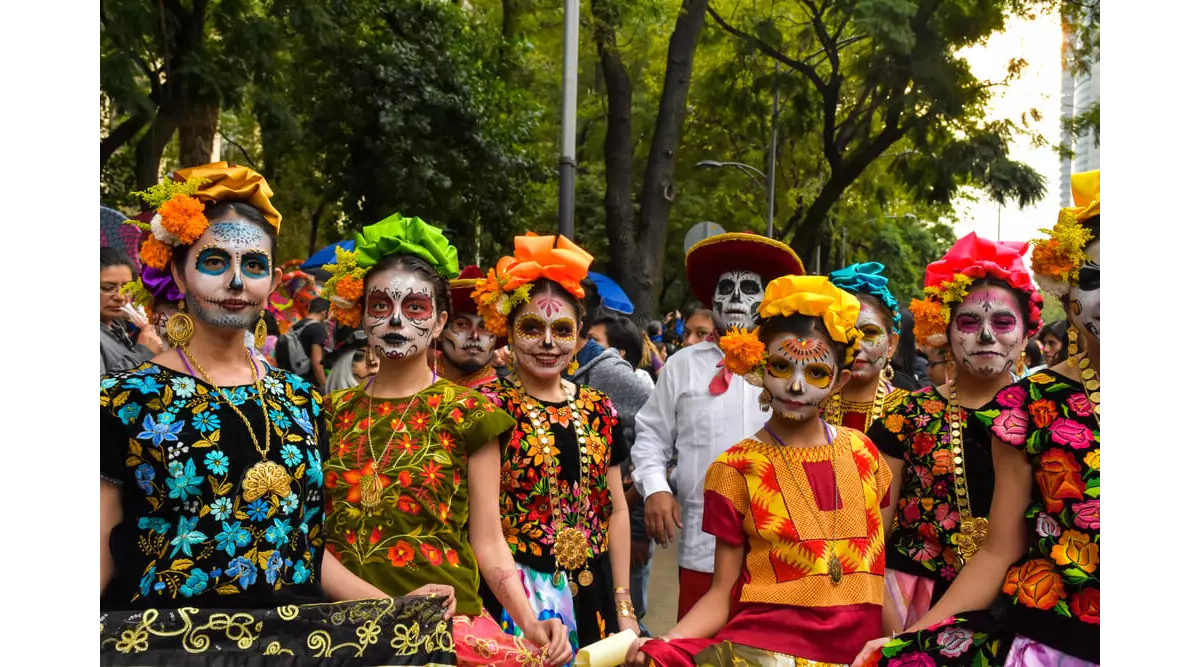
[
  {"x1": 623, "y1": 637, "x2": 653, "y2": 666},
  {"x1": 522, "y1": 617, "x2": 573, "y2": 667},
  {"x1": 617, "y1": 615, "x2": 640, "y2": 635},
  {"x1": 850, "y1": 637, "x2": 892, "y2": 667},
  {"x1": 407, "y1": 584, "x2": 456, "y2": 619}
]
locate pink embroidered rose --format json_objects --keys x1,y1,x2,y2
[
  {"x1": 1035, "y1": 512, "x2": 1062, "y2": 538},
  {"x1": 996, "y1": 385, "x2": 1028, "y2": 409},
  {"x1": 992, "y1": 409, "x2": 1029, "y2": 445},
  {"x1": 910, "y1": 465, "x2": 933, "y2": 490},
  {"x1": 935, "y1": 503, "x2": 960, "y2": 530},
  {"x1": 1066, "y1": 392, "x2": 1093, "y2": 417},
  {"x1": 936, "y1": 627, "x2": 974, "y2": 658},
  {"x1": 888, "y1": 652, "x2": 936, "y2": 667},
  {"x1": 1049, "y1": 417, "x2": 1094, "y2": 449},
  {"x1": 902, "y1": 500, "x2": 921, "y2": 523},
  {"x1": 1073, "y1": 499, "x2": 1100, "y2": 530}
]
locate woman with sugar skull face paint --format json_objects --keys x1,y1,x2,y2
[
  {"x1": 625, "y1": 276, "x2": 894, "y2": 667},
  {"x1": 825, "y1": 262, "x2": 910, "y2": 433},
  {"x1": 100, "y1": 165, "x2": 456, "y2": 663},
  {"x1": 436, "y1": 266, "x2": 503, "y2": 389},
  {"x1": 852, "y1": 173, "x2": 1100, "y2": 667},
  {"x1": 858, "y1": 233, "x2": 1043, "y2": 638},
  {"x1": 318, "y1": 216, "x2": 574, "y2": 667},
  {"x1": 473, "y1": 234, "x2": 638, "y2": 651}
]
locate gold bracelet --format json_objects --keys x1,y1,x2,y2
[
  {"x1": 616, "y1": 599, "x2": 636, "y2": 619},
  {"x1": 614, "y1": 587, "x2": 632, "y2": 596}
]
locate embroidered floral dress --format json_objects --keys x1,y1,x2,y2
[
  {"x1": 867, "y1": 387, "x2": 995, "y2": 607},
  {"x1": 864, "y1": 371, "x2": 1099, "y2": 667},
  {"x1": 100, "y1": 363, "x2": 454, "y2": 664},
  {"x1": 477, "y1": 378, "x2": 629, "y2": 650},
  {"x1": 641, "y1": 429, "x2": 893, "y2": 666}
]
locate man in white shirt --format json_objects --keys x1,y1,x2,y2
[{"x1": 631, "y1": 232, "x2": 803, "y2": 620}]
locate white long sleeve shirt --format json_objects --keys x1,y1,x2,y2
[{"x1": 631, "y1": 341, "x2": 763, "y2": 573}]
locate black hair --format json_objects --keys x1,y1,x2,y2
[
  {"x1": 171, "y1": 201, "x2": 279, "y2": 274},
  {"x1": 1038, "y1": 321, "x2": 1067, "y2": 344},
  {"x1": 949, "y1": 277, "x2": 1036, "y2": 334},
  {"x1": 758, "y1": 313, "x2": 852, "y2": 371},
  {"x1": 507, "y1": 278, "x2": 585, "y2": 326},
  {"x1": 645, "y1": 321, "x2": 663, "y2": 338},
  {"x1": 1023, "y1": 339, "x2": 1044, "y2": 368},
  {"x1": 580, "y1": 277, "x2": 602, "y2": 330},
  {"x1": 309, "y1": 297, "x2": 331, "y2": 315},
  {"x1": 682, "y1": 303, "x2": 716, "y2": 327},
  {"x1": 101, "y1": 246, "x2": 136, "y2": 272},
  {"x1": 362, "y1": 254, "x2": 451, "y2": 316},
  {"x1": 592, "y1": 315, "x2": 644, "y2": 369},
  {"x1": 891, "y1": 305, "x2": 919, "y2": 378}
]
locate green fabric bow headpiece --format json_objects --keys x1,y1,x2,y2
[{"x1": 355, "y1": 213, "x2": 460, "y2": 278}]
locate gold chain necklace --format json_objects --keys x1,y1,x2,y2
[
  {"x1": 823, "y1": 375, "x2": 889, "y2": 430},
  {"x1": 947, "y1": 380, "x2": 987, "y2": 568},
  {"x1": 1078, "y1": 355, "x2": 1100, "y2": 424},
  {"x1": 512, "y1": 376, "x2": 593, "y2": 595},
  {"x1": 181, "y1": 346, "x2": 288, "y2": 502},
  {"x1": 357, "y1": 375, "x2": 428, "y2": 511},
  {"x1": 763, "y1": 422, "x2": 843, "y2": 584}
]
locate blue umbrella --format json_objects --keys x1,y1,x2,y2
[
  {"x1": 588, "y1": 272, "x2": 634, "y2": 315},
  {"x1": 301, "y1": 240, "x2": 354, "y2": 272}
]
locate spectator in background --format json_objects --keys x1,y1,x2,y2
[
  {"x1": 890, "y1": 306, "x2": 929, "y2": 391},
  {"x1": 679, "y1": 304, "x2": 717, "y2": 348},
  {"x1": 1019, "y1": 338, "x2": 1046, "y2": 378},
  {"x1": 645, "y1": 321, "x2": 670, "y2": 365},
  {"x1": 324, "y1": 328, "x2": 379, "y2": 393},
  {"x1": 275, "y1": 296, "x2": 331, "y2": 387},
  {"x1": 1037, "y1": 320, "x2": 1068, "y2": 367},
  {"x1": 589, "y1": 315, "x2": 654, "y2": 389},
  {"x1": 923, "y1": 343, "x2": 951, "y2": 387},
  {"x1": 100, "y1": 247, "x2": 162, "y2": 374}
]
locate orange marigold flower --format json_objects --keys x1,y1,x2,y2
[
  {"x1": 158, "y1": 194, "x2": 208, "y2": 245},
  {"x1": 335, "y1": 276, "x2": 364, "y2": 303},
  {"x1": 331, "y1": 304, "x2": 361, "y2": 327},
  {"x1": 1030, "y1": 240, "x2": 1075, "y2": 281},
  {"x1": 910, "y1": 298, "x2": 948, "y2": 346},
  {"x1": 139, "y1": 236, "x2": 173, "y2": 270},
  {"x1": 718, "y1": 328, "x2": 766, "y2": 376}
]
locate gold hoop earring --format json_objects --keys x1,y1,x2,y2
[
  {"x1": 166, "y1": 302, "x2": 195, "y2": 348},
  {"x1": 254, "y1": 311, "x2": 268, "y2": 349},
  {"x1": 1067, "y1": 326, "x2": 1079, "y2": 369}
]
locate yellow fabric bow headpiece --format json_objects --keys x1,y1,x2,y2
[
  {"x1": 176, "y1": 161, "x2": 282, "y2": 232},
  {"x1": 1030, "y1": 170, "x2": 1099, "y2": 296},
  {"x1": 719, "y1": 275, "x2": 861, "y2": 378},
  {"x1": 472, "y1": 233, "x2": 594, "y2": 338}
]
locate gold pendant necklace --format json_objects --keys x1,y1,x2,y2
[
  {"x1": 181, "y1": 346, "x2": 288, "y2": 502},
  {"x1": 764, "y1": 422, "x2": 842, "y2": 584},
  {"x1": 823, "y1": 376, "x2": 889, "y2": 430},
  {"x1": 947, "y1": 381, "x2": 987, "y2": 567},
  {"x1": 514, "y1": 377, "x2": 593, "y2": 596},
  {"x1": 360, "y1": 376, "x2": 427, "y2": 511}
]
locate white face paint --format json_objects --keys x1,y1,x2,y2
[
  {"x1": 363, "y1": 267, "x2": 441, "y2": 361},
  {"x1": 1068, "y1": 239, "x2": 1099, "y2": 343},
  {"x1": 510, "y1": 293, "x2": 579, "y2": 382},
  {"x1": 179, "y1": 219, "x2": 274, "y2": 330},
  {"x1": 440, "y1": 313, "x2": 497, "y2": 374},
  {"x1": 849, "y1": 297, "x2": 893, "y2": 381},
  {"x1": 949, "y1": 284, "x2": 1027, "y2": 379},
  {"x1": 763, "y1": 331, "x2": 841, "y2": 421},
  {"x1": 712, "y1": 270, "x2": 764, "y2": 331}
]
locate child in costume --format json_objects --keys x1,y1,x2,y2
[
  {"x1": 626, "y1": 276, "x2": 893, "y2": 667},
  {"x1": 318, "y1": 215, "x2": 574, "y2": 667}
]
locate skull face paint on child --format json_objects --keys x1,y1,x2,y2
[
  {"x1": 440, "y1": 313, "x2": 497, "y2": 374},
  {"x1": 180, "y1": 219, "x2": 275, "y2": 330},
  {"x1": 363, "y1": 267, "x2": 440, "y2": 361},
  {"x1": 849, "y1": 298, "x2": 893, "y2": 381},
  {"x1": 763, "y1": 332, "x2": 841, "y2": 421},
  {"x1": 1068, "y1": 239, "x2": 1100, "y2": 342},
  {"x1": 712, "y1": 271, "x2": 764, "y2": 331},
  {"x1": 510, "y1": 294, "x2": 578, "y2": 381},
  {"x1": 949, "y1": 284, "x2": 1027, "y2": 379}
]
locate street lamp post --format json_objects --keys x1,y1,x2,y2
[{"x1": 557, "y1": 0, "x2": 581, "y2": 240}]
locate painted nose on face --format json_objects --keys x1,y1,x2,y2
[
  {"x1": 541, "y1": 328, "x2": 554, "y2": 348},
  {"x1": 228, "y1": 269, "x2": 244, "y2": 292},
  {"x1": 978, "y1": 326, "x2": 996, "y2": 344},
  {"x1": 788, "y1": 376, "x2": 805, "y2": 395}
]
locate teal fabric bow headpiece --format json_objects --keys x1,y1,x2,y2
[{"x1": 829, "y1": 261, "x2": 901, "y2": 333}]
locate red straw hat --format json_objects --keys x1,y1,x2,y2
[{"x1": 685, "y1": 232, "x2": 805, "y2": 307}]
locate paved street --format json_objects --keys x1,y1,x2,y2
[{"x1": 642, "y1": 540, "x2": 680, "y2": 635}]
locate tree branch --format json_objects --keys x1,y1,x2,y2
[
  {"x1": 219, "y1": 131, "x2": 260, "y2": 172},
  {"x1": 101, "y1": 112, "x2": 152, "y2": 169},
  {"x1": 705, "y1": 6, "x2": 827, "y2": 95}
]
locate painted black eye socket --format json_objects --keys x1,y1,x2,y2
[
  {"x1": 739, "y1": 280, "x2": 761, "y2": 295},
  {"x1": 1077, "y1": 267, "x2": 1100, "y2": 291},
  {"x1": 717, "y1": 279, "x2": 736, "y2": 295}
]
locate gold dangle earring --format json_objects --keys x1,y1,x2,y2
[
  {"x1": 567, "y1": 352, "x2": 579, "y2": 375},
  {"x1": 1066, "y1": 326, "x2": 1079, "y2": 369},
  {"x1": 758, "y1": 389, "x2": 772, "y2": 412},
  {"x1": 165, "y1": 301, "x2": 195, "y2": 348},
  {"x1": 884, "y1": 358, "x2": 896, "y2": 382},
  {"x1": 254, "y1": 310, "x2": 268, "y2": 349}
]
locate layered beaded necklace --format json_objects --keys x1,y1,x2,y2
[{"x1": 822, "y1": 375, "x2": 889, "y2": 430}]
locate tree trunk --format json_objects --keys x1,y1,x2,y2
[
  {"x1": 177, "y1": 98, "x2": 221, "y2": 168},
  {"x1": 627, "y1": 0, "x2": 710, "y2": 317},
  {"x1": 501, "y1": 0, "x2": 519, "y2": 40},
  {"x1": 101, "y1": 111, "x2": 151, "y2": 169},
  {"x1": 134, "y1": 109, "x2": 178, "y2": 189}
]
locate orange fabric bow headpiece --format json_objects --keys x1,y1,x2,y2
[{"x1": 472, "y1": 233, "x2": 594, "y2": 338}]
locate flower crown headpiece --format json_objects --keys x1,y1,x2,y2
[
  {"x1": 829, "y1": 262, "x2": 902, "y2": 333},
  {"x1": 126, "y1": 162, "x2": 281, "y2": 272},
  {"x1": 1030, "y1": 170, "x2": 1099, "y2": 297},
  {"x1": 321, "y1": 213, "x2": 460, "y2": 327},
  {"x1": 719, "y1": 276, "x2": 862, "y2": 387},
  {"x1": 910, "y1": 232, "x2": 1043, "y2": 347},
  {"x1": 472, "y1": 233, "x2": 594, "y2": 338}
]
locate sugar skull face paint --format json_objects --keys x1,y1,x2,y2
[
  {"x1": 178, "y1": 219, "x2": 275, "y2": 330},
  {"x1": 1068, "y1": 239, "x2": 1100, "y2": 343},
  {"x1": 849, "y1": 298, "x2": 894, "y2": 381},
  {"x1": 949, "y1": 284, "x2": 1027, "y2": 379},
  {"x1": 763, "y1": 332, "x2": 841, "y2": 421},
  {"x1": 712, "y1": 271, "x2": 764, "y2": 331},
  {"x1": 440, "y1": 313, "x2": 497, "y2": 374},
  {"x1": 510, "y1": 294, "x2": 578, "y2": 382},
  {"x1": 363, "y1": 266, "x2": 443, "y2": 361}
]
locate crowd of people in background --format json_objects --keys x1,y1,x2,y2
[{"x1": 100, "y1": 162, "x2": 1098, "y2": 667}]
